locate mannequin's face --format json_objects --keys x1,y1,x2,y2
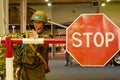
[{"x1": 33, "y1": 20, "x2": 43, "y2": 32}]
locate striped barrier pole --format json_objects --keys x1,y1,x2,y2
[
  {"x1": 6, "y1": 37, "x2": 13, "y2": 80},
  {"x1": 0, "y1": 37, "x2": 66, "y2": 80}
]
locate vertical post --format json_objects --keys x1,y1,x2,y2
[
  {"x1": 96, "y1": 6, "x2": 99, "y2": 13},
  {"x1": 20, "y1": 0, "x2": 27, "y2": 33},
  {"x1": 0, "y1": 0, "x2": 5, "y2": 34},
  {"x1": 50, "y1": 23, "x2": 55, "y2": 58},
  {"x1": 3, "y1": 0, "x2": 9, "y2": 34},
  {"x1": 6, "y1": 37, "x2": 13, "y2": 80}
]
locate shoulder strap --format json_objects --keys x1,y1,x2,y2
[{"x1": 29, "y1": 44, "x2": 47, "y2": 69}]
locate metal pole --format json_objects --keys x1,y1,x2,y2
[
  {"x1": 48, "y1": 21, "x2": 67, "y2": 29},
  {"x1": 0, "y1": 38, "x2": 66, "y2": 44},
  {"x1": 12, "y1": 38, "x2": 66, "y2": 44},
  {"x1": 50, "y1": 23, "x2": 55, "y2": 58}
]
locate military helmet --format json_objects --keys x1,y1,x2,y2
[{"x1": 31, "y1": 10, "x2": 47, "y2": 22}]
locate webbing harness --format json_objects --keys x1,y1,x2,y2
[{"x1": 29, "y1": 44, "x2": 47, "y2": 69}]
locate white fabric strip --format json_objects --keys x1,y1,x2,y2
[{"x1": 22, "y1": 38, "x2": 44, "y2": 44}]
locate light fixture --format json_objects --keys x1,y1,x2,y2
[
  {"x1": 45, "y1": 0, "x2": 49, "y2": 2},
  {"x1": 101, "y1": 3, "x2": 106, "y2": 7},
  {"x1": 48, "y1": 2, "x2": 52, "y2": 7},
  {"x1": 106, "y1": 0, "x2": 111, "y2": 2}
]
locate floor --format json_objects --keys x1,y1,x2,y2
[{"x1": 46, "y1": 59, "x2": 120, "y2": 80}]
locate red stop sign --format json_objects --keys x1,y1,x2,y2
[{"x1": 66, "y1": 13, "x2": 119, "y2": 66}]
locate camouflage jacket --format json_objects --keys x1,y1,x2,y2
[{"x1": 13, "y1": 29, "x2": 52, "y2": 68}]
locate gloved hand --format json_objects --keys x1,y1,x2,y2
[
  {"x1": 29, "y1": 29, "x2": 38, "y2": 38},
  {"x1": 15, "y1": 67, "x2": 20, "y2": 78}
]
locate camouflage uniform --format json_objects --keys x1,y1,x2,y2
[
  {"x1": 14, "y1": 10, "x2": 52, "y2": 80},
  {"x1": 14, "y1": 29, "x2": 52, "y2": 80}
]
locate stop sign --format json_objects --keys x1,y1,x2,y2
[{"x1": 66, "y1": 13, "x2": 119, "y2": 66}]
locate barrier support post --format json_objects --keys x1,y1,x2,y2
[
  {"x1": 0, "y1": 37, "x2": 66, "y2": 80},
  {"x1": 5, "y1": 37, "x2": 13, "y2": 80}
]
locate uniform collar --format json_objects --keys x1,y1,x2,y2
[{"x1": 37, "y1": 28, "x2": 44, "y2": 34}]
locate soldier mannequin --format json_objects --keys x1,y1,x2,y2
[{"x1": 14, "y1": 10, "x2": 52, "y2": 80}]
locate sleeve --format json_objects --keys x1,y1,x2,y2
[
  {"x1": 37, "y1": 32, "x2": 52, "y2": 64},
  {"x1": 13, "y1": 44, "x2": 23, "y2": 68}
]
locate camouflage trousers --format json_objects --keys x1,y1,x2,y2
[
  {"x1": 0, "y1": 70, "x2": 5, "y2": 80},
  {"x1": 14, "y1": 63, "x2": 46, "y2": 80}
]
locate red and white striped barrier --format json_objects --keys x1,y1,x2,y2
[
  {"x1": 0, "y1": 37, "x2": 66, "y2": 80},
  {"x1": 0, "y1": 38, "x2": 66, "y2": 44}
]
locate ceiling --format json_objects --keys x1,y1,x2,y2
[{"x1": 9, "y1": 0, "x2": 120, "y2": 5}]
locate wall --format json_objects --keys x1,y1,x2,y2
[
  {"x1": 100, "y1": 2, "x2": 120, "y2": 28},
  {"x1": 9, "y1": 2, "x2": 120, "y2": 27},
  {"x1": 30, "y1": 3, "x2": 97, "y2": 24},
  {"x1": 30, "y1": 5, "x2": 52, "y2": 21},
  {"x1": 52, "y1": 4, "x2": 97, "y2": 23},
  {"x1": 30, "y1": 2, "x2": 120, "y2": 26}
]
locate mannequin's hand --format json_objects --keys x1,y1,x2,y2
[
  {"x1": 15, "y1": 67, "x2": 20, "y2": 78},
  {"x1": 29, "y1": 30, "x2": 38, "y2": 38}
]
